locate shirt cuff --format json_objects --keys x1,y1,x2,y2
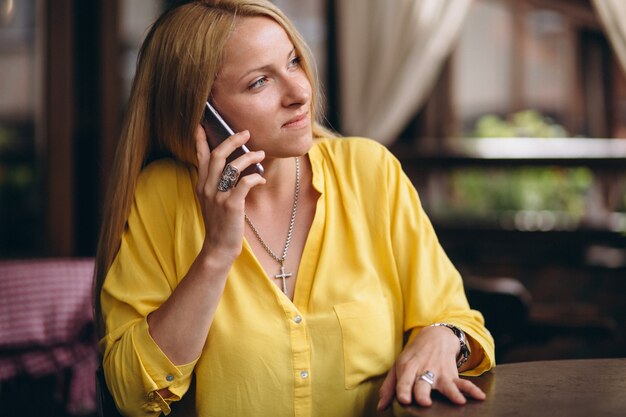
[
  {"x1": 460, "y1": 326, "x2": 495, "y2": 376},
  {"x1": 132, "y1": 318, "x2": 199, "y2": 404}
]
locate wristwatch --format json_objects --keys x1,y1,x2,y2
[{"x1": 430, "y1": 323, "x2": 471, "y2": 369}]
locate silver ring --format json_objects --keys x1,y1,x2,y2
[
  {"x1": 418, "y1": 370, "x2": 435, "y2": 386},
  {"x1": 217, "y1": 163, "x2": 240, "y2": 192}
]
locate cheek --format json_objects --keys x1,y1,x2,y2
[
  {"x1": 239, "y1": 97, "x2": 279, "y2": 131},
  {"x1": 221, "y1": 100, "x2": 267, "y2": 133},
  {"x1": 243, "y1": 108, "x2": 271, "y2": 133}
]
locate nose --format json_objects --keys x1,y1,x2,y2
[{"x1": 281, "y1": 74, "x2": 311, "y2": 108}]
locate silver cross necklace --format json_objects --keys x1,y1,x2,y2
[{"x1": 244, "y1": 157, "x2": 300, "y2": 294}]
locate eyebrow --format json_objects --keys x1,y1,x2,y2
[{"x1": 236, "y1": 47, "x2": 297, "y2": 83}]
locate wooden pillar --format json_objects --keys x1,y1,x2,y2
[
  {"x1": 99, "y1": 0, "x2": 120, "y2": 213},
  {"x1": 43, "y1": 0, "x2": 120, "y2": 256},
  {"x1": 44, "y1": 0, "x2": 75, "y2": 256}
]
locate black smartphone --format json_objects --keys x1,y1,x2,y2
[{"x1": 201, "y1": 101, "x2": 264, "y2": 177}]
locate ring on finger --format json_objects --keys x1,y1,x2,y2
[
  {"x1": 217, "y1": 163, "x2": 240, "y2": 192},
  {"x1": 418, "y1": 370, "x2": 435, "y2": 386}
]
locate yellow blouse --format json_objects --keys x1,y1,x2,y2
[{"x1": 100, "y1": 137, "x2": 495, "y2": 417}]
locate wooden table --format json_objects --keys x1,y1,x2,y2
[{"x1": 395, "y1": 358, "x2": 626, "y2": 417}]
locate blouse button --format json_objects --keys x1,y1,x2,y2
[
  {"x1": 166, "y1": 374, "x2": 174, "y2": 382},
  {"x1": 294, "y1": 315, "x2": 303, "y2": 324},
  {"x1": 300, "y1": 370, "x2": 309, "y2": 379}
]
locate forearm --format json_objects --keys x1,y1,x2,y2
[{"x1": 147, "y1": 247, "x2": 233, "y2": 365}]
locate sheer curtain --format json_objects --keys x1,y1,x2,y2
[
  {"x1": 592, "y1": 0, "x2": 626, "y2": 75},
  {"x1": 336, "y1": 0, "x2": 472, "y2": 145}
]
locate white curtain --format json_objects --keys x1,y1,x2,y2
[
  {"x1": 591, "y1": 0, "x2": 626, "y2": 75},
  {"x1": 336, "y1": 0, "x2": 472, "y2": 145}
]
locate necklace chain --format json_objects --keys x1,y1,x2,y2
[{"x1": 245, "y1": 157, "x2": 300, "y2": 267}]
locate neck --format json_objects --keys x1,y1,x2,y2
[{"x1": 246, "y1": 156, "x2": 299, "y2": 209}]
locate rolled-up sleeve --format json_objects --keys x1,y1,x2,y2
[
  {"x1": 99, "y1": 160, "x2": 201, "y2": 416},
  {"x1": 385, "y1": 151, "x2": 496, "y2": 375}
]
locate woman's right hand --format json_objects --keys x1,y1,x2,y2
[{"x1": 194, "y1": 125, "x2": 265, "y2": 264}]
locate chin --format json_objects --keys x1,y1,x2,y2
[
  {"x1": 274, "y1": 130, "x2": 314, "y2": 157},
  {"x1": 292, "y1": 131, "x2": 314, "y2": 155}
]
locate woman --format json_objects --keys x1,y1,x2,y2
[{"x1": 94, "y1": 1, "x2": 495, "y2": 416}]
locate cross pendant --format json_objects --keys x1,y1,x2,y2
[{"x1": 274, "y1": 264, "x2": 292, "y2": 294}]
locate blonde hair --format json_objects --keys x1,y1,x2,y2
[{"x1": 94, "y1": 0, "x2": 335, "y2": 336}]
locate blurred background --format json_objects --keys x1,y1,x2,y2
[{"x1": 1, "y1": 0, "x2": 625, "y2": 415}]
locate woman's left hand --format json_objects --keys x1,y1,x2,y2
[{"x1": 377, "y1": 325, "x2": 486, "y2": 410}]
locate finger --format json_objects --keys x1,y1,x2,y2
[
  {"x1": 377, "y1": 366, "x2": 397, "y2": 411},
  {"x1": 436, "y1": 379, "x2": 467, "y2": 405},
  {"x1": 456, "y1": 378, "x2": 486, "y2": 401},
  {"x1": 210, "y1": 150, "x2": 264, "y2": 197},
  {"x1": 206, "y1": 131, "x2": 251, "y2": 189},
  {"x1": 413, "y1": 375, "x2": 433, "y2": 407},
  {"x1": 227, "y1": 172, "x2": 266, "y2": 200},
  {"x1": 394, "y1": 356, "x2": 420, "y2": 405},
  {"x1": 229, "y1": 149, "x2": 265, "y2": 176},
  {"x1": 209, "y1": 130, "x2": 251, "y2": 164}
]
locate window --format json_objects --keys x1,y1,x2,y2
[
  {"x1": 119, "y1": 0, "x2": 164, "y2": 104},
  {"x1": 0, "y1": 0, "x2": 43, "y2": 256},
  {"x1": 409, "y1": 0, "x2": 626, "y2": 234},
  {"x1": 455, "y1": 0, "x2": 626, "y2": 138}
]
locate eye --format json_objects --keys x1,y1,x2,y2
[
  {"x1": 249, "y1": 76, "x2": 269, "y2": 90},
  {"x1": 288, "y1": 55, "x2": 301, "y2": 69}
]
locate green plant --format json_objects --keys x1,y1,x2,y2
[
  {"x1": 472, "y1": 109, "x2": 568, "y2": 138},
  {"x1": 437, "y1": 110, "x2": 595, "y2": 228}
]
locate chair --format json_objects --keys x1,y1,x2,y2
[
  {"x1": 465, "y1": 275, "x2": 620, "y2": 363},
  {"x1": 465, "y1": 276, "x2": 531, "y2": 361},
  {"x1": 0, "y1": 258, "x2": 98, "y2": 417}
]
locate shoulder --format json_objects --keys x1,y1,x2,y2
[
  {"x1": 312, "y1": 137, "x2": 398, "y2": 174},
  {"x1": 137, "y1": 158, "x2": 194, "y2": 191},
  {"x1": 134, "y1": 158, "x2": 196, "y2": 208},
  {"x1": 314, "y1": 136, "x2": 392, "y2": 160},
  {"x1": 310, "y1": 137, "x2": 405, "y2": 200}
]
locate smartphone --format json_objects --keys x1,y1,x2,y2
[{"x1": 201, "y1": 101, "x2": 264, "y2": 177}]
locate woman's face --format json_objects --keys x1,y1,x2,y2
[{"x1": 211, "y1": 16, "x2": 313, "y2": 159}]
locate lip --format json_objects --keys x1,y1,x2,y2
[{"x1": 282, "y1": 112, "x2": 309, "y2": 129}]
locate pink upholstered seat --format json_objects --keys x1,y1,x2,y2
[{"x1": 0, "y1": 258, "x2": 97, "y2": 415}]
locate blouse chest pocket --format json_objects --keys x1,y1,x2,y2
[{"x1": 333, "y1": 298, "x2": 395, "y2": 389}]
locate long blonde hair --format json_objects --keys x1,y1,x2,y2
[{"x1": 94, "y1": 0, "x2": 335, "y2": 336}]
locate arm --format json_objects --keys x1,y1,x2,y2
[
  {"x1": 377, "y1": 151, "x2": 495, "y2": 410},
  {"x1": 147, "y1": 129, "x2": 264, "y2": 366},
  {"x1": 101, "y1": 128, "x2": 265, "y2": 415}
]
